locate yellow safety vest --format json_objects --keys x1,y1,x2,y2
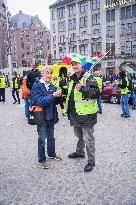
[
  {"x1": 94, "y1": 77, "x2": 103, "y2": 93},
  {"x1": 0, "y1": 76, "x2": 6, "y2": 88},
  {"x1": 12, "y1": 78, "x2": 19, "y2": 89},
  {"x1": 120, "y1": 77, "x2": 129, "y2": 95},
  {"x1": 66, "y1": 77, "x2": 98, "y2": 115},
  {"x1": 133, "y1": 80, "x2": 136, "y2": 89}
]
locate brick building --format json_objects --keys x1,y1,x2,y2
[
  {"x1": 0, "y1": 0, "x2": 7, "y2": 68},
  {"x1": 9, "y1": 11, "x2": 51, "y2": 67}
]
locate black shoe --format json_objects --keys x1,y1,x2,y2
[
  {"x1": 124, "y1": 115, "x2": 130, "y2": 118},
  {"x1": 120, "y1": 114, "x2": 125, "y2": 117},
  {"x1": 84, "y1": 163, "x2": 95, "y2": 172},
  {"x1": 132, "y1": 106, "x2": 136, "y2": 110},
  {"x1": 68, "y1": 152, "x2": 85, "y2": 159},
  {"x1": 13, "y1": 101, "x2": 17, "y2": 104},
  {"x1": 98, "y1": 111, "x2": 102, "y2": 114}
]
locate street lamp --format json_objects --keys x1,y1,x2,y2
[{"x1": 2, "y1": 0, "x2": 12, "y2": 90}]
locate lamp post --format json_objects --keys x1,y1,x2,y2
[{"x1": 2, "y1": 0, "x2": 12, "y2": 90}]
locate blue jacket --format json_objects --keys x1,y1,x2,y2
[{"x1": 31, "y1": 80, "x2": 59, "y2": 124}]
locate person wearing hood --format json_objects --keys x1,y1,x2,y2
[{"x1": 66, "y1": 57, "x2": 99, "y2": 172}]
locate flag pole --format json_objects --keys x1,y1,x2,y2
[{"x1": 90, "y1": 49, "x2": 111, "y2": 73}]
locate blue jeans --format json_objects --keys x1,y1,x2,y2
[
  {"x1": 24, "y1": 99, "x2": 31, "y2": 118},
  {"x1": 0, "y1": 88, "x2": 5, "y2": 102},
  {"x1": 37, "y1": 121, "x2": 55, "y2": 163},
  {"x1": 120, "y1": 94, "x2": 130, "y2": 116},
  {"x1": 97, "y1": 95, "x2": 102, "y2": 113},
  {"x1": 131, "y1": 93, "x2": 136, "y2": 106}
]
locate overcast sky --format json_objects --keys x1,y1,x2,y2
[{"x1": 8, "y1": 0, "x2": 56, "y2": 29}]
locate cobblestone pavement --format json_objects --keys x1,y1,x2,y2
[{"x1": 0, "y1": 89, "x2": 136, "y2": 205}]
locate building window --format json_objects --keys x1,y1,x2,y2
[
  {"x1": 52, "y1": 23, "x2": 56, "y2": 33},
  {"x1": 121, "y1": 24, "x2": 126, "y2": 35},
  {"x1": 80, "y1": 16, "x2": 88, "y2": 28},
  {"x1": 126, "y1": 23, "x2": 132, "y2": 35},
  {"x1": 53, "y1": 36, "x2": 56, "y2": 46},
  {"x1": 80, "y1": 2, "x2": 87, "y2": 13},
  {"x1": 57, "y1": 8, "x2": 65, "y2": 19},
  {"x1": 121, "y1": 7, "x2": 125, "y2": 19},
  {"x1": 106, "y1": 9, "x2": 115, "y2": 22},
  {"x1": 125, "y1": 41, "x2": 131, "y2": 54},
  {"x1": 69, "y1": 20, "x2": 72, "y2": 30},
  {"x1": 92, "y1": 0, "x2": 100, "y2": 10},
  {"x1": 132, "y1": 4, "x2": 136, "y2": 17},
  {"x1": 21, "y1": 42, "x2": 24, "y2": 49},
  {"x1": 121, "y1": 41, "x2": 125, "y2": 55},
  {"x1": 132, "y1": 22, "x2": 136, "y2": 34},
  {"x1": 68, "y1": 5, "x2": 76, "y2": 17},
  {"x1": 126, "y1": 6, "x2": 131, "y2": 18},
  {"x1": 80, "y1": 45, "x2": 88, "y2": 55},
  {"x1": 132, "y1": 41, "x2": 136, "y2": 54},
  {"x1": 92, "y1": 13, "x2": 100, "y2": 25},
  {"x1": 59, "y1": 21, "x2": 65, "y2": 31},
  {"x1": 52, "y1": 10, "x2": 55, "y2": 20},
  {"x1": 106, "y1": 42, "x2": 115, "y2": 55},
  {"x1": 73, "y1": 19, "x2": 76, "y2": 29},
  {"x1": 106, "y1": 25, "x2": 115, "y2": 37}
]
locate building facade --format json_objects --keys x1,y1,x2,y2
[
  {"x1": 9, "y1": 11, "x2": 51, "y2": 67},
  {"x1": 49, "y1": 0, "x2": 136, "y2": 74},
  {"x1": 0, "y1": 0, "x2": 7, "y2": 68}
]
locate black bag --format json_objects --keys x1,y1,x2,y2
[{"x1": 28, "y1": 106, "x2": 45, "y2": 125}]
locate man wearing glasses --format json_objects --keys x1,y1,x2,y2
[{"x1": 66, "y1": 57, "x2": 99, "y2": 172}]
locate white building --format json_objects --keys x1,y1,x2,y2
[{"x1": 50, "y1": 0, "x2": 136, "y2": 75}]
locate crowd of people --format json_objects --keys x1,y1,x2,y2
[{"x1": 0, "y1": 60, "x2": 136, "y2": 172}]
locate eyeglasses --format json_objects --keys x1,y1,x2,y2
[{"x1": 71, "y1": 62, "x2": 79, "y2": 66}]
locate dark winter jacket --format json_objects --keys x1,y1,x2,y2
[
  {"x1": 26, "y1": 68, "x2": 41, "y2": 90},
  {"x1": 31, "y1": 80, "x2": 60, "y2": 124},
  {"x1": 67, "y1": 72, "x2": 99, "y2": 127},
  {"x1": 118, "y1": 77, "x2": 127, "y2": 89}
]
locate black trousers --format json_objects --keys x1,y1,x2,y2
[
  {"x1": 0, "y1": 88, "x2": 5, "y2": 102},
  {"x1": 12, "y1": 89, "x2": 20, "y2": 103}
]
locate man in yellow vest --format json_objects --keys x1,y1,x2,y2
[
  {"x1": 0, "y1": 72, "x2": 6, "y2": 103},
  {"x1": 12, "y1": 71, "x2": 21, "y2": 104},
  {"x1": 66, "y1": 57, "x2": 99, "y2": 172},
  {"x1": 132, "y1": 78, "x2": 136, "y2": 109},
  {"x1": 94, "y1": 70, "x2": 103, "y2": 114},
  {"x1": 118, "y1": 71, "x2": 130, "y2": 118}
]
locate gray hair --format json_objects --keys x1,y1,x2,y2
[{"x1": 41, "y1": 66, "x2": 53, "y2": 74}]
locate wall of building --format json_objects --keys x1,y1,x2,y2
[
  {"x1": 9, "y1": 13, "x2": 51, "y2": 68},
  {"x1": 0, "y1": 0, "x2": 7, "y2": 68},
  {"x1": 50, "y1": 0, "x2": 136, "y2": 74}
]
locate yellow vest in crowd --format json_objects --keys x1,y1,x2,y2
[
  {"x1": 120, "y1": 77, "x2": 129, "y2": 95},
  {"x1": 66, "y1": 77, "x2": 97, "y2": 115},
  {"x1": 94, "y1": 76, "x2": 103, "y2": 93},
  {"x1": 12, "y1": 78, "x2": 19, "y2": 89},
  {"x1": 0, "y1": 76, "x2": 6, "y2": 88}
]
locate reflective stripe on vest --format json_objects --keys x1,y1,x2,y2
[
  {"x1": 0, "y1": 77, "x2": 6, "y2": 88},
  {"x1": 133, "y1": 81, "x2": 136, "y2": 88},
  {"x1": 120, "y1": 77, "x2": 129, "y2": 95},
  {"x1": 12, "y1": 78, "x2": 19, "y2": 89},
  {"x1": 66, "y1": 77, "x2": 98, "y2": 115},
  {"x1": 94, "y1": 77, "x2": 102, "y2": 92}
]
